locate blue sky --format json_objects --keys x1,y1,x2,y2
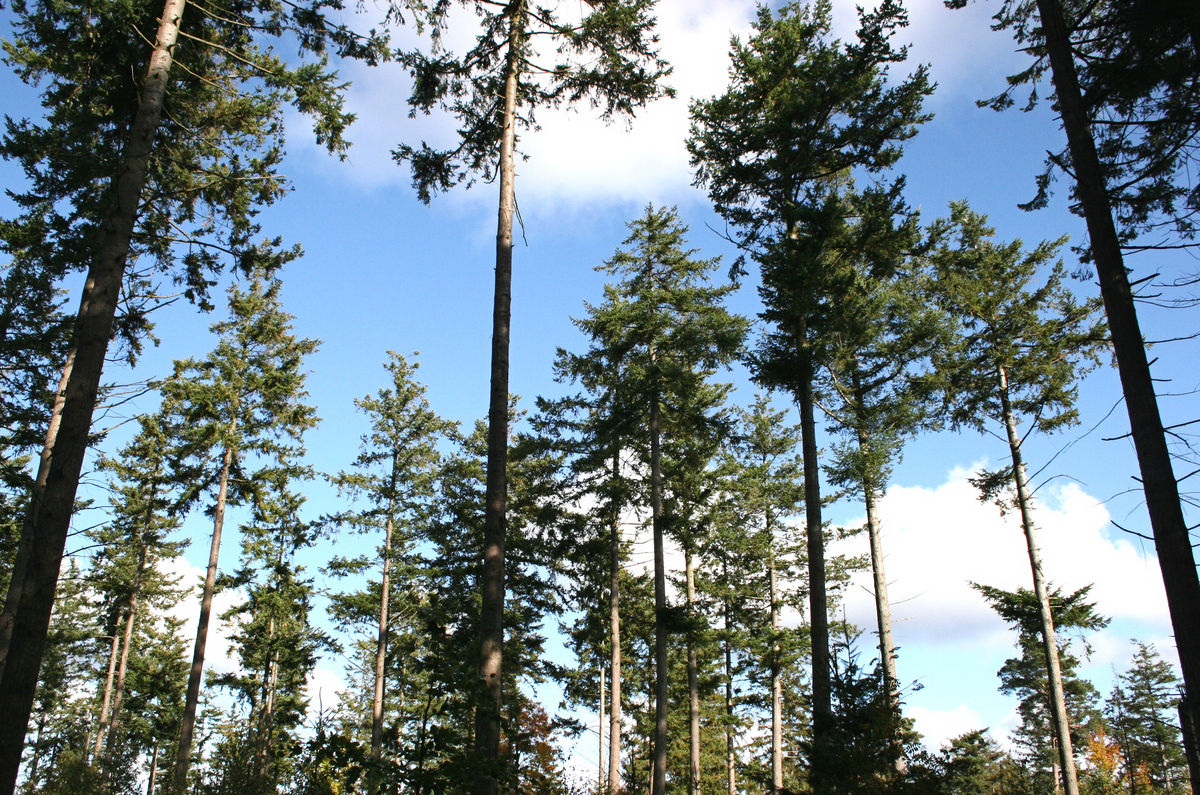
[{"x1": 4, "y1": 0, "x2": 1197, "y2": 776}]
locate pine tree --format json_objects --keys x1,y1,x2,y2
[
  {"x1": 392, "y1": 7, "x2": 669, "y2": 788},
  {"x1": 86, "y1": 414, "x2": 188, "y2": 793},
  {"x1": 929, "y1": 202, "x2": 1106, "y2": 794},
  {"x1": 0, "y1": 2, "x2": 384, "y2": 783},
  {"x1": 688, "y1": 6, "x2": 931, "y2": 782},
  {"x1": 157, "y1": 266, "x2": 319, "y2": 791}
]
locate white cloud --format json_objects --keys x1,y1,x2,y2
[
  {"x1": 909, "y1": 703, "x2": 984, "y2": 751},
  {"x1": 162, "y1": 554, "x2": 245, "y2": 676},
  {"x1": 836, "y1": 468, "x2": 1172, "y2": 650}
]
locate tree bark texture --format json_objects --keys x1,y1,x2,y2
[
  {"x1": 474, "y1": 4, "x2": 523, "y2": 792},
  {"x1": 999, "y1": 365, "x2": 1080, "y2": 795},
  {"x1": 1034, "y1": 0, "x2": 1200, "y2": 753},
  {"x1": 0, "y1": 4, "x2": 186, "y2": 790},
  {"x1": 173, "y1": 441, "x2": 233, "y2": 793}
]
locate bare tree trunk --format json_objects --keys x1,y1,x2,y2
[
  {"x1": 474, "y1": 5, "x2": 524, "y2": 793},
  {"x1": 146, "y1": 744, "x2": 159, "y2": 795},
  {"x1": 173, "y1": 440, "x2": 233, "y2": 793},
  {"x1": 650, "y1": 388, "x2": 669, "y2": 795},
  {"x1": 0, "y1": 5, "x2": 186, "y2": 789},
  {"x1": 372, "y1": 498, "x2": 396, "y2": 765},
  {"x1": 769, "y1": 552, "x2": 784, "y2": 794},
  {"x1": 608, "y1": 452, "x2": 623, "y2": 795},
  {"x1": 686, "y1": 549, "x2": 701, "y2": 795},
  {"x1": 797, "y1": 361, "x2": 830, "y2": 791},
  {"x1": 999, "y1": 365, "x2": 1079, "y2": 795},
  {"x1": 1034, "y1": 0, "x2": 1200, "y2": 764}
]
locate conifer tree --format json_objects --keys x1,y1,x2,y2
[
  {"x1": 157, "y1": 266, "x2": 319, "y2": 792},
  {"x1": 976, "y1": 584, "x2": 1107, "y2": 792},
  {"x1": 1106, "y1": 642, "x2": 1189, "y2": 792},
  {"x1": 0, "y1": 2, "x2": 384, "y2": 783},
  {"x1": 689, "y1": 6, "x2": 931, "y2": 782},
  {"x1": 86, "y1": 414, "x2": 187, "y2": 792},
  {"x1": 392, "y1": 7, "x2": 669, "y2": 786},
  {"x1": 566, "y1": 206, "x2": 745, "y2": 793},
  {"x1": 930, "y1": 202, "x2": 1106, "y2": 794},
  {"x1": 717, "y1": 396, "x2": 805, "y2": 794},
  {"x1": 326, "y1": 351, "x2": 456, "y2": 783},
  {"x1": 947, "y1": 0, "x2": 1200, "y2": 754}
]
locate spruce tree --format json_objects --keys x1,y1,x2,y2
[
  {"x1": 157, "y1": 266, "x2": 319, "y2": 791},
  {"x1": 1106, "y1": 642, "x2": 1189, "y2": 792},
  {"x1": 688, "y1": 6, "x2": 931, "y2": 782},
  {"x1": 391, "y1": 7, "x2": 669, "y2": 786}
]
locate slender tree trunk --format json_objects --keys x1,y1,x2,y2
[
  {"x1": 474, "y1": 5, "x2": 524, "y2": 793},
  {"x1": 722, "y1": 584, "x2": 736, "y2": 795},
  {"x1": 0, "y1": 5, "x2": 186, "y2": 789},
  {"x1": 372, "y1": 497, "x2": 396, "y2": 764},
  {"x1": 999, "y1": 365, "x2": 1080, "y2": 795},
  {"x1": 93, "y1": 615, "x2": 124, "y2": 761},
  {"x1": 254, "y1": 616, "x2": 278, "y2": 788},
  {"x1": 608, "y1": 452, "x2": 623, "y2": 795},
  {"x1": 599, "y1": 664, "x2": 606, "y2": 793},
  {"x1": 650, "y1": 388, "x2": 669, "y2": 795},
  {"x1": 797, "y1": 360, "x2": 830, "y2": 791},
  {"x1": 686, "y1": 549, "x2": 701, "y2": 795},
  {"x1": 0, "y1": 357, "x2": 70, "y2": 674},
  {"x1": 769, "y1": 552, "x2": 784, "y2": 794},
  {"x1": 1034, "y1": 0, "x2": 1200, "y2": 760},
  {"x1": 173, "y1": 440, "x2": 233, "y2": 793},
  {"x1": 146, "y1": 743, "x2": 159, "y2": 795},
  {"x1": 99, "y1": 539, "x2": 148, "y2": 795}
]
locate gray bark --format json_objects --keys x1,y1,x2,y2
[{"x1": 686, "y1": 549, "x2": 701, "y2": 795}]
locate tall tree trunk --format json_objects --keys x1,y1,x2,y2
[
  {"x1": 254, "y1": 615, "x2": 278, "y2": 788},
  {"x1": 173, "y1": 440, "x2": 233, "y2": 793},
  {"x1": 686, "y1": 549, "x2": 701, "y2": 795},
  {"x1": 797, "y1": 359, "x2": 830, "y2": 790},
  {"x1": 0, "y1": 359, "x2": 70, "y2": 674},
  {"x1": 1034, "y1": 0, "x2": 1200, "y2": 762},
  {"x1": 474, "y1": 5, "x2": 524, "y2": 793},
  {"x1": 722, "y1": 582, "x2": 736, "y2": 795},
  {"x1": 608, "y1": 451, "x2": 623, "y2": 795},
  {"x1": 0, "y1": 5, "x2": 186, "y2": 789},
  {"x1": 769, "y1": 551, "x2": 784, "y2": 794},
  {"x1": 650, "y1": 388, "x2": 668, "y2": 795},
  {"x1": 999, "y1": 365, "x2": 1080, "y2": 795},
  {"x1": 598, "y1": 664, "x2": 606, "y2": 793},
  {"x1": 372, "y1": 496, "x2": 396, "y2": 765},
  {"x1": 93, "y1": 613, "x2": 124, "y2": 761}
]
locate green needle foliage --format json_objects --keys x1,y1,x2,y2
[
  {"x1": 1105, "y1": 642, "x2": 1190, "y2": 792},
  {"x1": 689, "y1": 6, "x2": 931, "y2": 779}
]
